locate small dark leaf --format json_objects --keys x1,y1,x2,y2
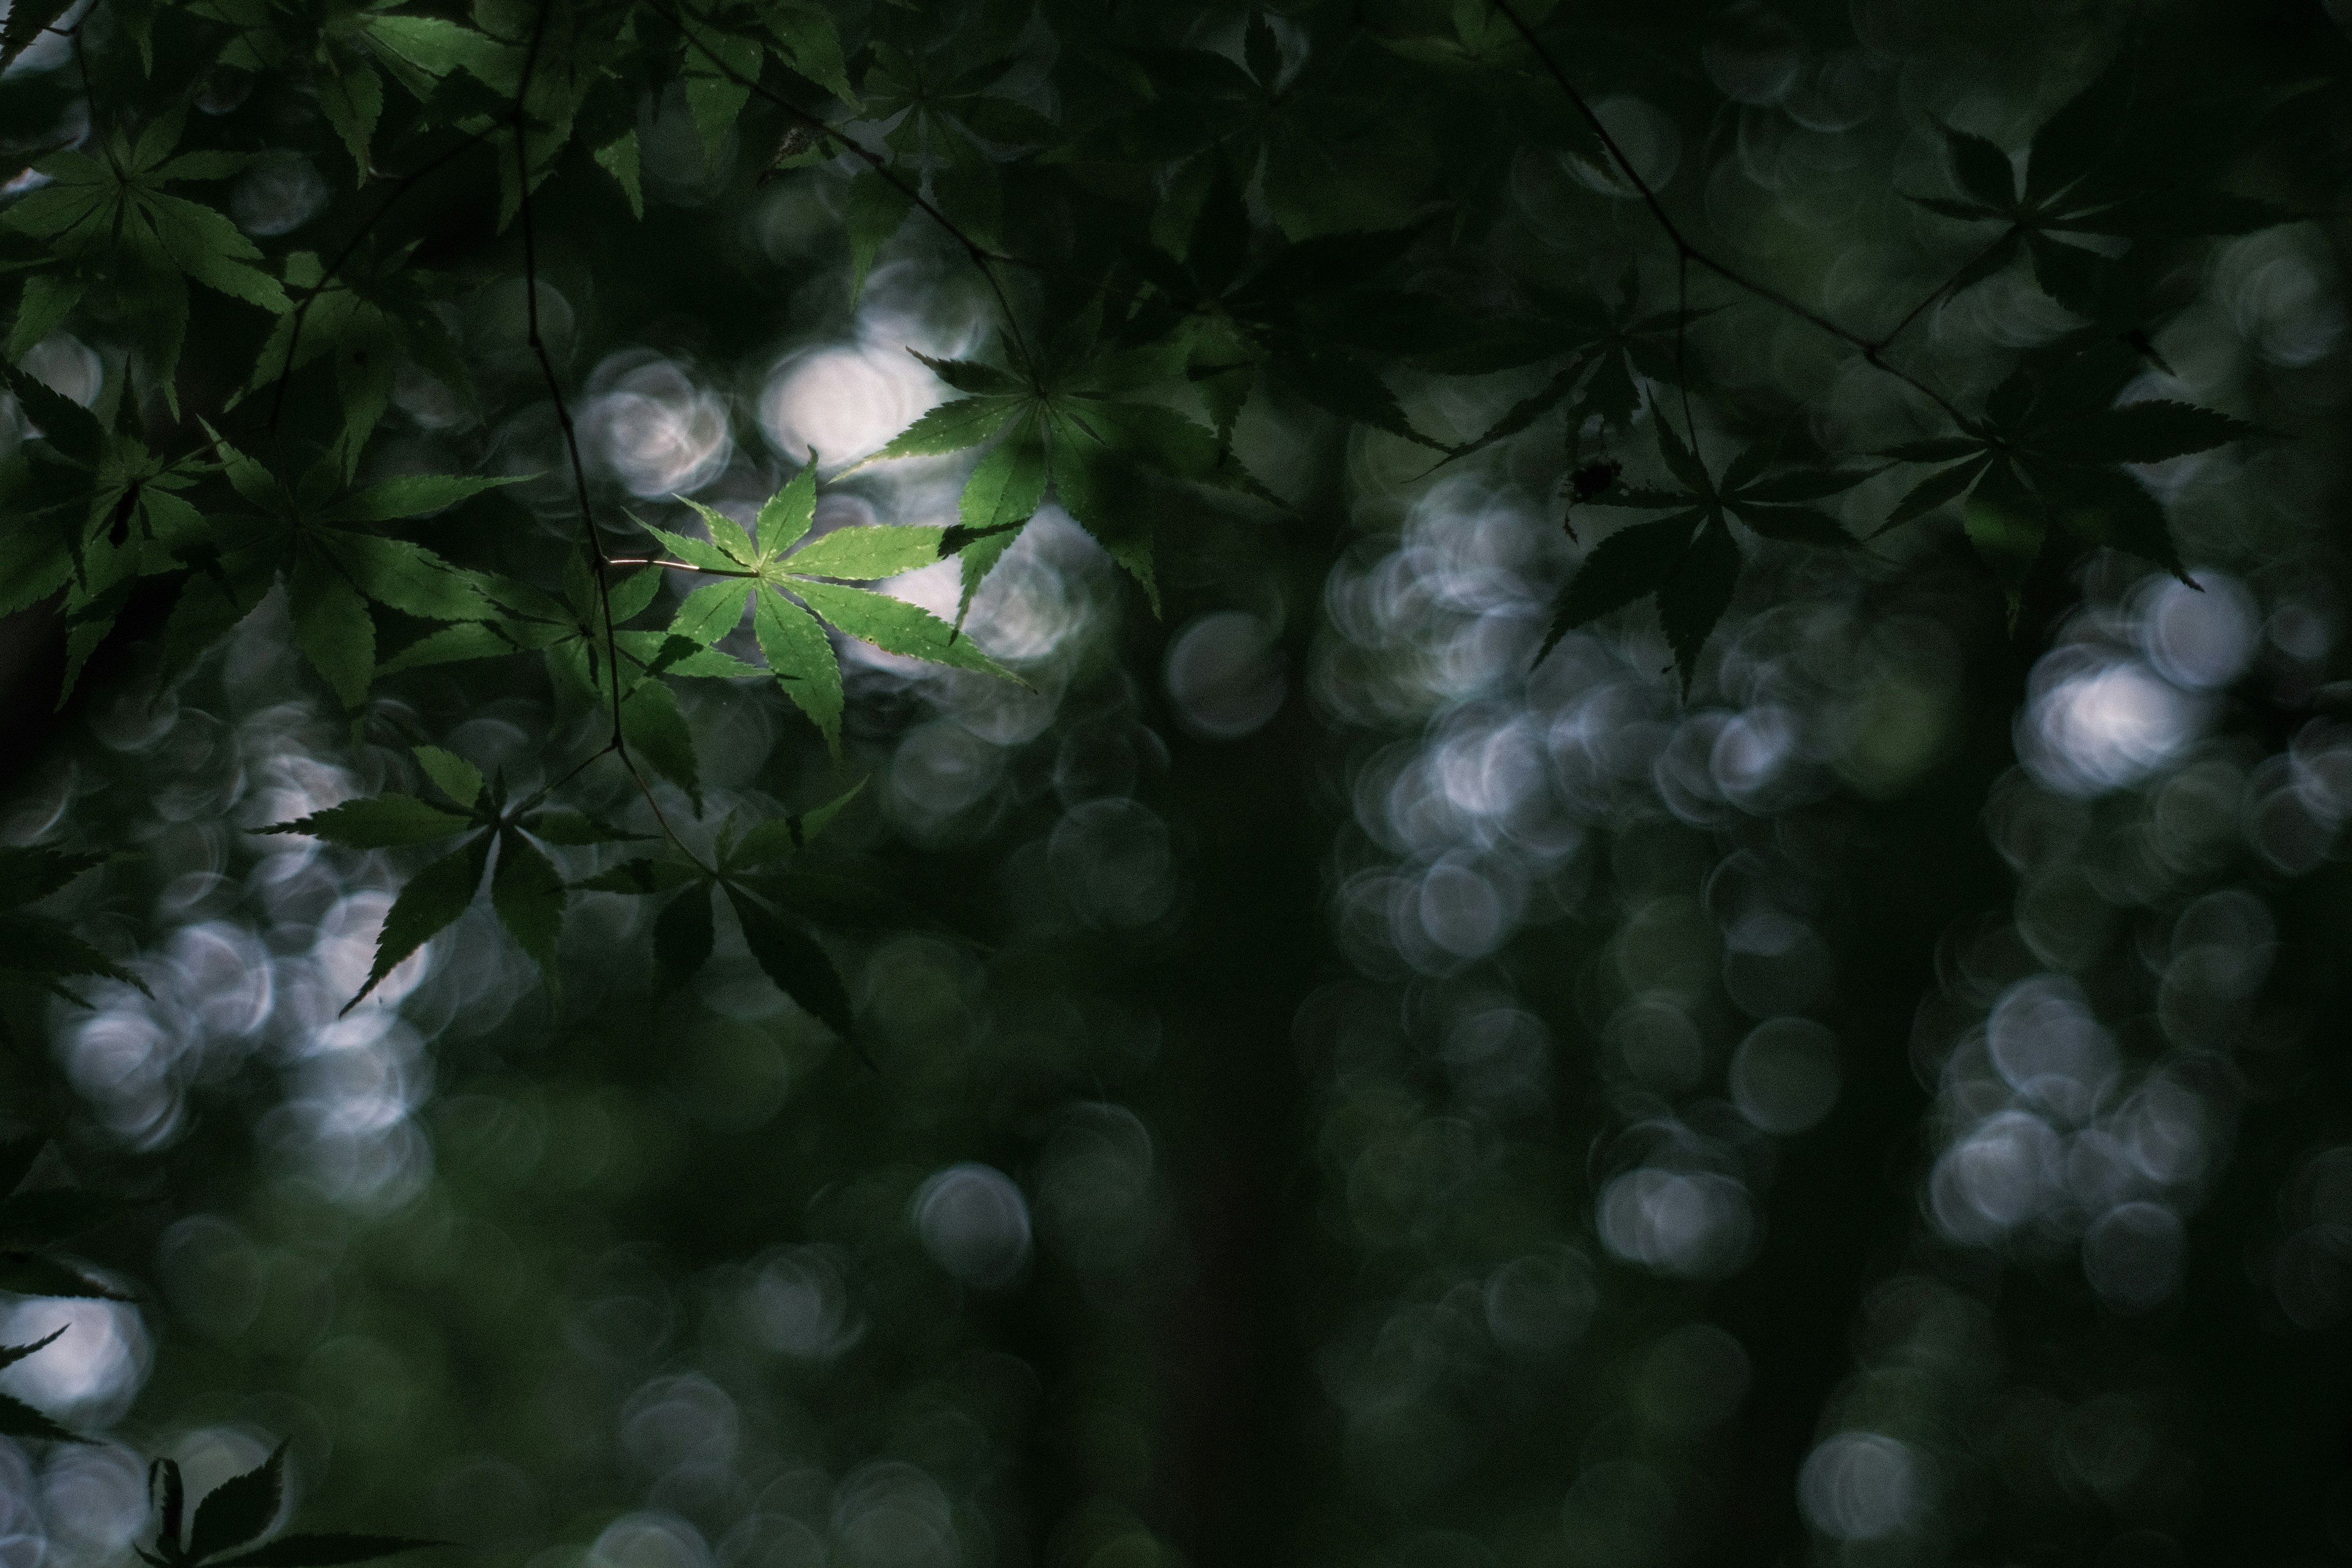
[
  {"x1": 2026, "y1": 233, "x2": 2108, "y2": 316},
  {"x1": 0, "y1": 848, "x2": 104, "y2": 911},
  {"x1": 725, "y1": 886, "x2": 853, "y2": 1038},
  {"x1": 2038, "y1": 462, "x2": 2184, "y2": 579},
  {"x1": 1651, "y1": 418, "x2": 1712, "y2": 498},
  {"x1": 0, "y1": 1387, "x2": 83, "y2": 1443},
  {"x1": 1657, "y1": 519, "x2": 1741, "y2": 692},
  {"x1": 1536, "y1": 514, "x2": 1700, "y2": 665},
  {"x1": 256, "y1": 797, "x2": 475, "y2": 849},
  {"x1": 0, "y1": 0, "x2": 75, "y2": 74},
  {"x1": 1942, "y1": 126, "x2": 2017, "y2": 209},
  {"x1": 489, "y1": 830, "x2": 565, "y2": 985},
  {"x1": 0, "y1": 1324, "x2": 66, "y2": 1369},
  {"x1": 1244, "y1": 12, "x2": 1280, "y2": 88},
  {"x1": 155, "y1": 1458, "x2": 187, "y2": 1556},
  {"x1": 345, "y1": 837, "x2": 491, "y2": 1012},
  {"x1": 1879, "y1": 456, "x2": 1993, "y2": 533},
  {"x1": 0, "y1": 361, "x2": 104, "y2": 465},
  {"x1": 187, "y1": 1443, "x2": 287, "y2": 1562},
  {"x1": 2040, "y1": 399, "x2": 2255, "y2": 464}
]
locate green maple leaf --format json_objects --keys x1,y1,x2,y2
[
  {"x1": 641, "y1": 460, "x2": 1015, "y2": 756},
  {"x1": 173, "y1": 432, "x2": 522, "y2": 723}
]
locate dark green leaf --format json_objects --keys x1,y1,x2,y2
[
  {"x1": 257, "y1": 797, "x2": 474, "y2": 848},
  {"x1": 155, "y1": 1459, "x2": 186, "y2": 1554},
  {"x1": 0, "y1": 1325, "x2": 67, "y2": 1369},
  {"x1": 2040, "y1": 399, "x2": 2254, "y2": 464},
  {"x1": 346, "y1": 837, "x2": 491, "y2": 1011},
  {"x1": 1657, "y1": 519, "x2": 1741, "y2": 692},
  {"x1": 620, "y1": 680, "x2": 703, "y2": 812},
  {"x1": 188, "y1": 1443, "x2": 287, "y2": 1562},
  {"x1": 910, "y1": 352, "x2": 1022, "y2": 396},
  {"x1": 1880, "y1": 456, "x2": 1992, "y2": 532},
  {"x1": 1537, "y1": 514, "x2": 1699, "y2": 665},
  {"x1": 0, "y1": 848, "x2": 103, "y2": 911},
  {"x1": 0, "y1": 1388, "x2": 83, "y2": 1444},
  {"x1": 1, "y1": 361, "x2": 103, "y2": 465},
  {"x1": 411, "y1": 747, "x2": 483, "y2": 812},
  {"x1": 0, "y1": 0, "x2": 74, "y2": 74},
  {"x1": 725, "y1": 886, "x2": 853, "y2": 1038},
  {"x1": 0, "y1": 915, "x2": 148, "y2": 995},
  {"x1": 491, "y1": 830, "x2": 565, "y2": 984},
  {"x1": 2038, "y1": 462, "x2": 2182, "y2": 578},
  {"x1": 1942, "y1": 127, "x2": 2016, "y2": 209}
]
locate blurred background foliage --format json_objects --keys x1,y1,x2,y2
[{"x1": 2, "y1": 1, "x2": 2351, "y2": 1567}]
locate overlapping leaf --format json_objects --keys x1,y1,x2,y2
[
  {"x1": 257, "y1": 747, "x2": 640, "y2": 1009},
  {"x1": 1540, "y1": 420, "x2": 1862, "y2": 688}
]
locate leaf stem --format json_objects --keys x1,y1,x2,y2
[{"x1": 601, "y1": 556, "x2": 756, "y2": 576}]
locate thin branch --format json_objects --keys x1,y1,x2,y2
[
  {"x1": 1485, "y1": 0, "x2": 1973, "y2": 431},
  {"x1": 1871, "y1": 225, "x2": 2019, "y2": 353},
  {"x1": 507, "y1": 738, "x2": 618, "y2": 821},
  {"x1": 638, "y1": 0, "x2": 1039, "y2": 379}
]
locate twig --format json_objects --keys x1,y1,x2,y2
[
  {"x1": 602, "y1": 557, "x2": 756, "y2": 575},
  {"x1": 515, "y1": 0, "x2": 709, "y2": 875},
  {"x1": 1485, "y1": 0, "x2": 1973, "y2": 431},
  {"x1": 1871, "y1": 226, "x2": 2019, "y2": 353}
]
